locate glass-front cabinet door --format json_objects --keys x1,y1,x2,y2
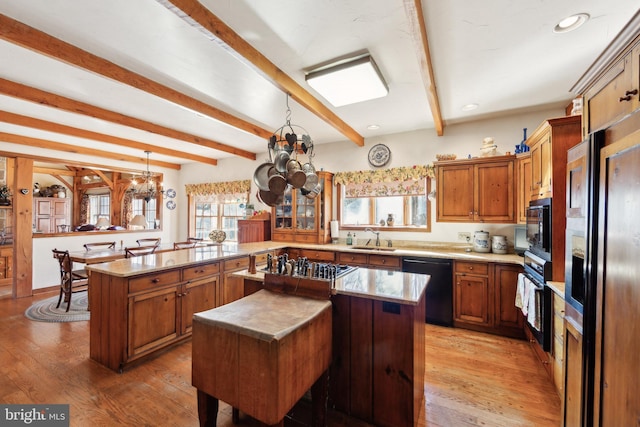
[
  {"x1": 270, "y1": 171, "x2": 333, "y2": 244},
  {"x1": 296, "y1": 189, "x2": 316, "y2": 231},
  {"x1": 274, "y1": 187, "x2": 293, "y2": 230}
]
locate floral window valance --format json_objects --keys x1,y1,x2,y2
[
  {"x1": 185, "y1": 180, "x2": 250, "y2": 204},
  {"x1": 334, "y1": 165, "x2": 434, "y2": 198}
]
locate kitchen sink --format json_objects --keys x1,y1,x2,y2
[{"x1": 351, "y1": 246, "x2": 396, "y2": 252}]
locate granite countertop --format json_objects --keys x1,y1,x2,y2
[
  {"x1": 233, "y1": 267, "x2": 429, "y2": 306},
  {"x1": 86, "y1": 240, "x2": 523, "y2": 278},
  {"x1": 292, "y1": 241, "x2": 524, "y2": 265},
  {"x1": 547, "y1": 280, "x2": 565, "y2": 297}
]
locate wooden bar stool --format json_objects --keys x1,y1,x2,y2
[{"x1": 192, "y1": 280, "x2": 332, "y2": 427}]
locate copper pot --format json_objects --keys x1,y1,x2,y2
[
  {"x1": 268, "y1": 171, "x2": 287, "y2": 195},
  {"x1": 286, "y1": 159, "x2": 306, "y2": 188}
]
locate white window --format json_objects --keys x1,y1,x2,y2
[
  {"x1": 88, "y1": 194, "x2": 110, "y2": 225},
  {"x1": 335, "y1": 166, "x2": 433, "y2": 232}
]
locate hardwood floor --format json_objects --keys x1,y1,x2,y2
[{"x1": 0, "y1": 292, "x2": 560, "y2": 426}]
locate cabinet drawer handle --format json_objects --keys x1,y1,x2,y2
[
  {"x1": 381, "y1": 259, "x2": 386, "y2": 264},
  {"x1": 619, "y1": 89, "x2": 638, "y2": 102},
  {"x1": 468, "y1": 266, "x2": 473, "y2": 270},
  {"x1": 151, "y1": 278, "x2": 160, "y2": 283}
]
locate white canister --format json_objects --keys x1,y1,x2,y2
[
  {"x1": 473, "y1": 230, "x2": 490, "y2": 253},
  {"x1": 491, "y1": 235, "x2": 508, "y2": 254}
]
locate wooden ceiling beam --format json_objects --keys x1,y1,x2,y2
[
  {"x1": 0, "y1": 110, "x2": 218, "y2": 166},
  {"x1": 33, "y1": 167, "x2": 76, "y2": 176},
  {"x1": 0, "y1": 78, "x2": 254, "y2": 161},
  {"x1": 158, "y1": 0, "x2": 365, "y2": 147},
  {"x1": 403, "y1": 0, "x2": 444, "y2": 136},
  {"x1": 0, "y1": 132, "x2": 181, "y2": 170},
  {"x1": 0, "y1": 13, "x2": 270, "y2": 146}
]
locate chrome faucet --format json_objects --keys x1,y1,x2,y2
[{"x1": 364, "y1": 227, "x2": 381, "y2": 246}]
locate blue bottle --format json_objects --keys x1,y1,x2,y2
[{"x1": 519, "y1": 128, "x2": 529, "y2": 153}]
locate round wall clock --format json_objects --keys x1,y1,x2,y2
[
  {"x1": 166, "y1": 200, "x2": 176, "y2": 210},
  {"x1": 165, "y1": 188, "x2": 176, "y2": 198},
  {"x1": 368, "y1": 144, "x2": 391, "y2": 168}
]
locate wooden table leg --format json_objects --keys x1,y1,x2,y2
[
  {"x1": 197, "y1": 390, "x2": 219, "y2": 427},
  {"x1": 311, "y1": 369, "x2": 329, "y2": 427}
]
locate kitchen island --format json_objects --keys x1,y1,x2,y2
[
  {"x1": 234, "y1": 267, "x2": 428, "y2": 427},
  {"x1": 87, "y1": 243, "x2": 428, "y2": 426}
]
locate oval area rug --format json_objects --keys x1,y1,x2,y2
[{"x1": 25, "y1": 291, "x2": 90, "y2": 322}]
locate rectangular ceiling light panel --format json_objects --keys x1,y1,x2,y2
[{"x1": 306, "y1": 55, "x2": 388, "y2": 107}]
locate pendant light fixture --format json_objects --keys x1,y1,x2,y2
[{"x1": 130, "y1": 151, "x2": 162, "y2": 203}]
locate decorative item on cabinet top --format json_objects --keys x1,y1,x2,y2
[
  {"x1": 253, "y1": 94, "x2": 323, "y2": 207},
  {"x1": 480, "y1": 137, "x2": 499, "y2": 157}
]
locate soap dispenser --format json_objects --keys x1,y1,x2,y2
[{"x1": 346, "y1": 232, "x2": 353, "y2": 245}]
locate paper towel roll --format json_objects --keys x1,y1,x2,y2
[{"x1": 330, "y1": 220, "x2": 339, "y2": 242}]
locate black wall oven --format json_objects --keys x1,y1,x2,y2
[
  {"x1": 522, "y1": 250, "x2": 552, "y2": 351},
  {"x1": 526, "y1": 198, "x2": 552, "y2": 261}
]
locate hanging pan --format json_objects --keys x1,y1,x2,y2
[{"x1": 253, "y1": 161, "x2": 274, "y2": 191}]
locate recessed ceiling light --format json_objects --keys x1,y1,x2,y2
[
  {"x1": 462, "y1": 103, "x2": 479, "y2": 112},
  {"x1": 367, "y1": 124, "x2": 380, "y2": 130},
  {"x1": 553, "y1": 13, "x2": 590, "y2": 33}
]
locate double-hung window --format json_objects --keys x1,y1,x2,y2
[
  {"x1": 186, "y1": 180, "x2": 250, "y2": 242},
  {"x1": 88, "y1": 194, "x2": 111, "y2": 225}
]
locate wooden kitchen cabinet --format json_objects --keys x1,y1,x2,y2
[
  {"x1": 271, "y1": 171, "x2": 333, "y2": 244},
  {"x1": 516, "y1": 152, "x2": 532, "y2": 223},
  {"x1": 580, "y1": 37, "x2": 640, "y2": 136},
  {"x1": 525, "y1": 116, "x2": 582, "y2": 201},
  {"x1": 337, "y1": 251, "x2": 401, "y2": 270},
  {"x1": 220, "y1": 255, "x2": 249, "y2": 305},
  {"x1": 180, "y1": 276, "x2": 218, "y2": 335},
  {"x1": 436, "y1": 155, "x2": 516, "y2": 223},
  {"x1": 330, "y1": 291, "x2": 425, "y2": 427},
  {"x1": 493, "y1": 263, "x2": 524, "y2": 338},
  {"x1": 90, "y1": 261, "x2": 219, "y2": 372},
  {"x1": 551, "y1": 289, "x2": 565, "y2": 397},
  {"x1": 129, "y1": 284, "x2": 179, "y2": 358},
  {"x1": 454, "y1": 261, "x2": 524, "y2": 338},
  {"x1": 33, "y1": 197, "x2": 70, "y2": 233},
  {"x1": 454, "y1": 261, "x2": 492, "y2": 328},
  {"x1": 237, "y1": 219, "x2": 271, "y2": 243},
  {"x1": 563, "y1": 312, "x2": 584, "y2": 427}
]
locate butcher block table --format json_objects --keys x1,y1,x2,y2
[{"x1": 192, "y1": 288, "x2": 333, "y2": 427}]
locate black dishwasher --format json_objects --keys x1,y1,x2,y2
[{"x1": 402, "y1": 257, "x2": 453, "y2": 326}]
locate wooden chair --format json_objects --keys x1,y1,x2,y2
[
  {"x1": 125, "y1": 245, "x2": 157, "y2": 258},
  {"x1": 83, "y1": 241, "x2": 116, "y2": 251},
  {"x1": 173, "y1": 241, "x2": 196, "y2": 250},
  {"x1": 136, "y1": 238, "x2": 161, "y2": 247},
  {"x1": 52, "y1": 249, "x2": 89, "y2": 312},
  {"x1": 187, "y1": 237, "x2": 203, "y2": 243},
  {"x1": 57, "y1": 224, "x2": 70, "y2": 233}
]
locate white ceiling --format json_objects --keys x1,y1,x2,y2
[{"x1": 0, "y1": 0, "x2": 637, "y2": 169}]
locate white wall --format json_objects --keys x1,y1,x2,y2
[
  {"x1": 11, "y1": 107, "x2": 567, "y2": 289},
  {"x1": 178, "y1": 107, "x2": 565, "y2": 247}
]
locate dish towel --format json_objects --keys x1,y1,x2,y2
[
  {"x1": 515, "y1": 273, "x2": 526, "y2": 310},
  {"x1": 528, "y1": 287, "x2": 541, "y2": 331},
  {"x1": 518, "y1": 273, "x2": 533, "y2": 316}
]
